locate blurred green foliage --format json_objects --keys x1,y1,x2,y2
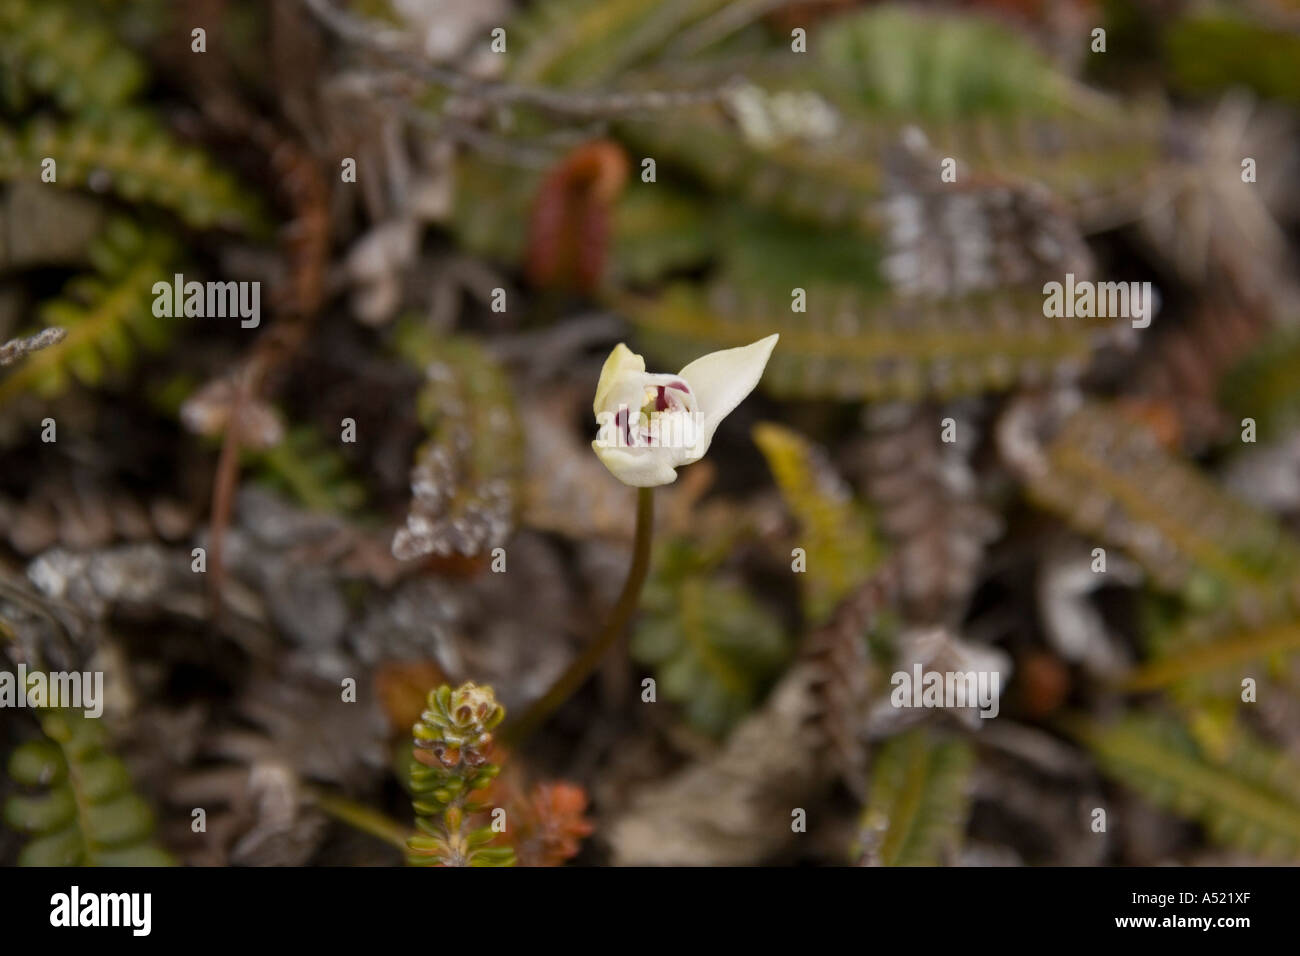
[
  {"x1": 855, "y1": 730, "x2": 973, "y2": 866},
  {"x1": 4, "y1": 709, "x2": 173, "y2": 866},
  {"x1": 753, "y1": 421, "x2": 881, "y2": 624},
  {"x1": 250, "y1": 424, "x2": 369, "y2": 516},
  {"x1": 1071, "y1": 713, "x2": 1300, "y2": 861},
  {"x1": 0, "y1": 219, "x2": 177, "y2": 407},
  {"x1": 632, "y1": 537, "x2": 789, "y2": 736},
  {"x1": 1166, "y1": 14, "x2": 1300, "y2": 106}
]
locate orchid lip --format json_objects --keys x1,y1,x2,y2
[
  {"x1": 603, "y1": 403, "x2": 702, "y2": 450},
  {"x1": 654, "y1": 381, "x2": 690, "y2": 411}
]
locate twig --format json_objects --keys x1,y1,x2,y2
[
  {"x1": 504, "y1": 486, "x2": 655, "y2": 745},
  {"x1": 413, "y1": 115, "x2": 562, "y2": 169},
  {"x1": 206, "y1": 365, "x2": 252, "y2": 617},
  {"x1": 196, "y1": 84, "x2": 331, "y2": 615},
  {"x1": 0, "y1": 328, "x2": 66, "y2": 367},
  {"x1": 665, "y1": 0, "x2": 802, "y2": 58},
  {"x1": 301, "y1": 0, "x2": 742, "y2": 118}
]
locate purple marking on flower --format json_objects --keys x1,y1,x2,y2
[
  {"x1": 654, "y1": 380, "x2": 690, "y2": 411},
  {"x1": 615, "y1": 407, "x2": 632, "y2": 446}
]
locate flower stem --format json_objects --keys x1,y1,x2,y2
[
  {"x1": 505, "y1": 485, "x2": 654, "y2": 745},
  {"x1": 307, "y1": 785, "x2": 411, "y2": 851}
]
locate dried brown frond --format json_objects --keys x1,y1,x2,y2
[
  {"x1": 858, "y1": 402, "x2": 1002, "y2": 625},
  {"x1": 799, "y1": 560, "x2": 901, "y2": 798}
]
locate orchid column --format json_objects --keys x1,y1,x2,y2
[{"x1": 506, "y1": 334, "x2": 779, "y2": 743}]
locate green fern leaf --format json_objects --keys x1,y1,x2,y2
[
  {"x1": 1131, "y1": 610, "x2": 1300, "y2": 695},
  {"x1": 631, "y1": 538, "x2": 790, "y2": 736},
  {"x1": 0, "y1": 219, "x2": 177, "y2": 407},
  {"x1": 855, "y1": 729, "x2": 973, "y2": 866},
  {"x1": 811, "y1": 4, "x2": 1159, "y2": 212},
  {"x1": 0, "y1": 111, "x2": 262, "y2": 231},
  {"x1": 624, "y1": 283, "x2": 1111, "y2": 401},
  {"x1": 616, "y1": 17, "x2": 1157, "y2": 233},
  {"x1": 813, "y1": 5, "x2": 1072, "y2": 120},
  {"x1": 4, "y1": 709, "x2": 173, "y2": 866},
  {"x1": 0, "y1": 0, "x2": 146, "y2": 111},
  {"x1": 752, "y1": 421, "x2": 881, "y2": 624},
  {"x1": 619, "y1": 104, "x2": 887, "y2": 234},
  {"x1": 1008, "y1": 399, "x2": 1300, "y2": 609},
  {"x1": 1069, "y1": 713, "x2": 1300, "y2": 861},
  {"x1": 919, "y1": 110, "x2": 1161, "y2": 227}
]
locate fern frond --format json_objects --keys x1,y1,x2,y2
[
  {"x1": 617, "y1": 90, "x2": 1154, "y2": 240},
  {"x1": 1004, "y1": 399, "x2": 1300, "y2": 608},
  {"x1": 625, "y1": 283, "x2": 1113, "y2": 401},
  {"x1": 1130, "y1": 610, "x2": 1300, "y2": 695},
  {"x1": 407, "y1": 682, "x2": 515, "y2": 867},
  {"x1": 753, "y1": 421, "x2": 881, "y2": 624},
  {"x1": 631, "y1": 538, "x2": 790, "y2": 736},
  {"x1": 893, "y1": 111, "x2": 1163, "y2": 235},
  {"x1": 619, "y1": 105, "x2": 886, "y2": 234},
  {"x1": 805, "y1": 5, "x2": 1161, "y2": 223},
  {"x1": 800, "y1": 564, "x2": 900, "y2": 794},
  {"x1": 855, "y1": 729, "x2": 973, "y2": 866},
  {"x1": 1069, "y1": 713, "x2": 1300, "y2": 861},
  {"x1": 813, "y1": 5, "x2": 1072, "y2": 120},
  {"x1": 0, "y1": 219, "x2": 177, "y2": 407},
  {"x1": 861, "y1": 403, "x2": 1001, "y2": 623},
  {"x1": 4, "y1": 709, "x2": 173, "y2": 866},
  {"x1": 712, "y1": 175, "x2": 1087, "y2": 304},
  {"x1": 498, "y1": 2, "x2": 1156, "y2": 242},
  {"x1": 0, "y1": 111, "x2": 262, "y2": 231},
  {"x1": 0, "y1": 0, "x2": 146, "y2": 111},
  {"x1": 391, "y1": 321, "x2": 523, "y2": 559}
]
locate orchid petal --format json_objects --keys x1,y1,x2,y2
[
  {"x1": 593, "y1": 343, "x2": 645, "y2": 417},
  {"x1": 591, "y1": 442, "x2": 681, "y2": 487},
  {"x1": 678, "y1": 333, "x2": 779, "y2": 462}
]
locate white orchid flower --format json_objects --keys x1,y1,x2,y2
[{"x1": 592, "y1": 334, "x2": 779, "y2": 487}]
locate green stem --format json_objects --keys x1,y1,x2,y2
[
  {"x1": 308, "y1": 786, "x2": 411, "y2": 851},
  {"x1": 505, "y1": 485, "x2": 655, "y2": 745}
]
